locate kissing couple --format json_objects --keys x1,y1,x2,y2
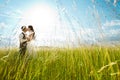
[{"x1": 19, "y1": 25, "x2": 35, "y2": 56}]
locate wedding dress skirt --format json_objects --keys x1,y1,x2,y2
[{"x1": 27, "y1": 40, "x2": 36, "y2": 56}]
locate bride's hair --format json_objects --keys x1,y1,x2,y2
[
  {"x1": 28, "y1": 25, "x2": 35, "y2": 39},
  {"x1": 28, "y1": 25, "x2": 34, "y2": 32}
]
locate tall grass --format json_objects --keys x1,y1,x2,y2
[{"x1": 0, "y1": 47, "x2": 120, "y2": 80}]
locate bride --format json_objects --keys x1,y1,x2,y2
[{"x1": 27, "y1": 25, "x2": 36, "y2": 56}]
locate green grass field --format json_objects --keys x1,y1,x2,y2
[{"x1": 0, "y1": 47, "x2": 120, "y2": 80}]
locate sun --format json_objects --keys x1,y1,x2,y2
[{"x1": 20, "y1": 4, "x2": 58, "y2": 32}]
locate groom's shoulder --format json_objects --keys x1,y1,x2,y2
[
  {"x1": 19, "y1": 32, "x2": 24, "y2": 37},
  {"x1": 20, "y1": 32, "x2": 25, "y2": 35}
]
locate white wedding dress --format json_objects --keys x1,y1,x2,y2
[{"x1": 27, "y1": 31, "x2": 36, "y2": 56}]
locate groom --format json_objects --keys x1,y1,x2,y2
[{"x1": 19, "y1": 26, "x2": 29, "y2": 56}]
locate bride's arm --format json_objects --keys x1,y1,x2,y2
[{"x1": 28, "y1": 33, "x2": 34, "y2": 41}]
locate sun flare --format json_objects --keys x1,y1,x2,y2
[{"x1": 20, "y1": 4, "x2": 58, "y2": 32}]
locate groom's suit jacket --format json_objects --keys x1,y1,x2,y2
[{"x1": 19, "y1": 32, "x2": 27, "y2": 48}]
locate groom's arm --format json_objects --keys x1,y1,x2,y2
[{"x1": 19, "y1": 34, "x2": 27, "y2": 43}]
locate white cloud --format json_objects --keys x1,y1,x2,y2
[
  {"x1": 110, "y1": 29, "x2": 120, "y2": 35},
  {"x1": 105, "y1": 0, "x2": 118, "y2": 6},
  {"x1": 104, "y1": 29, "x2": 120, "y2": 37},
  {"x1": 103, "y1": 20, "x2": 120, "y2": 27},
  {"x1": 0, "y1": 9, "x2": 23, "y2": 19},
  {"x1": 15, "y1": 9, "x2": 23, "y2": 15},
  {"x1": 0, "y1": 22, "x2": 7, "y2": 29},
  {"x1": 113, "y1": 0, "x2": 118, "y2": 6}
]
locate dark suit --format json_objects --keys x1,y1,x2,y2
[{"x1": 19, "y1": 32, "x2": 27, "y2": 56}]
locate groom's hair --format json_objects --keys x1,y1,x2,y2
[{"x1": 21, "y1": 26, "x2": 26, "y2": 31}]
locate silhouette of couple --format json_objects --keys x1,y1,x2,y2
[{"x1": 19, "y1": 25, "x2": 35, "y2": 56}]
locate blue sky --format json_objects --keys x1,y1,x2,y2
[{"x1": 0, "y1": 0, "x2": 120, "y2": 47}]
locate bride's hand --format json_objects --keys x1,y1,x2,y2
[{"x1": 27, "y1": 37, "x2": 30, "y2": 41}]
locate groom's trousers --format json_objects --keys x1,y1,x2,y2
[{"x1": 19, "y1": 46, "x2": 27, "y2": 56}]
